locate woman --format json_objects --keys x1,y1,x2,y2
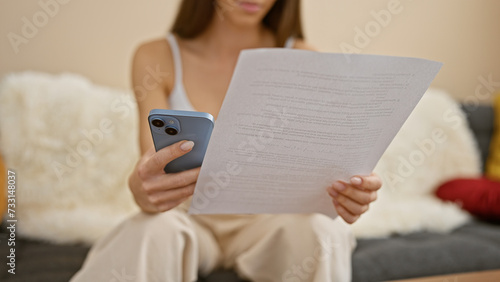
[{"x1": 72, "y1": 1, "x2": 381, "y2": 281}]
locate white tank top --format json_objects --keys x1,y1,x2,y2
[{"x1": 166, "y1": 34, "x2": 296, "y2": 111}]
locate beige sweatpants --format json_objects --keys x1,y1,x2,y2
[{"x1": 70, "y1": 206, "x2": 356, "y2": 282}]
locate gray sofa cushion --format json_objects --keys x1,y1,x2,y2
[
  {"x1": 2, "y1": 220, "x2": 500, "y2": 282},
  {"x1": 352, "y1": 220, "x2": 500, "y2": 281}
]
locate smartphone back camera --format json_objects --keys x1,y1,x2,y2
[
  {"x1": 152, "y1": 118, "x2": 165, "y2": 127},
  {"x1": 150, "y1": 116, "x2": 181, "y2": 136},
  {"x1": 165, "y1": 126, "x2": 178, "y2": 135}
]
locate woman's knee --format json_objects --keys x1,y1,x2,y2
[
  {"x1": 277, "y1": 215, "x2": 354, "y2": 282},
  {"x1": 276, "y1": 214, "x2": 355, "y2": 253}
]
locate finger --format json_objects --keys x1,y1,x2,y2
[
  {"x1": 349, "y1": 173, "x2": 382, "y2": 191},
  {"x1": 328, "y1": 184, "x2": 377, "y2": 206},
  {"x1": 333, "y1": 199, "x2": 360, "y2": 224},
  {"x1": 144, "y1": 194, "x2": 191, "y2": 214},
  {"x1": 142, "y1": 167, "x2": 201, "y2": 194},
  {"x1": 139, "y1": 140, "x2": 195, "y2": 177},
  {"x1": 148, "y1": 183, "x2": 196, "y2": 207},
  {"x1": 335, "y1": 192, "x2": 370, "y2": 215},
  {"x1": 157, "y1": 196, "x2": 191, "y2": 213}
]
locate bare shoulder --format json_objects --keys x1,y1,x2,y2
[
  {"x1": 132, "y1": 38, "x2": 174, "y2": 92},
  {"x1": 133, "y1": 38, "x2": 171, "y2": 69},
  {"x1": 293, "y1": 39, "x2": 318, "y2": 51}
]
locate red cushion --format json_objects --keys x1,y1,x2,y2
[{"x1": 436, "y1": 178, "x2": 500, "y2": 221}]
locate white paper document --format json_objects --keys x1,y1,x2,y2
[{"x1": 189, "y1": 49, "x2": 442, "y2": 217}]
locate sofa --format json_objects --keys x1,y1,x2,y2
[{"x1": 1, "y1": 103, "x2": 499, "y2": 282}]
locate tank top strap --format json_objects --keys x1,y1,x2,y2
[
  {"x1": 165, "y1": 34, "x2": 196, "y2": 111},
  {"x1": 166, "y1": 34, "x2": 184, "y2": 87},
  {"x1": 284, "y1": 37, "x2": 296, "y2": 49}
]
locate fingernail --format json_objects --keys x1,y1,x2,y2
[
  {"x1": 180, "y1": 141, "x2": 194, "y2": 151},
  {"x1": 332, "y1": 182, "x2": 346, "y2": 191},
  {"x1": 351, "y1": 176, "x2": 362, "y2": 186}
]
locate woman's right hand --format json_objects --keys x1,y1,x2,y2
[{"x1": 128, "y1": 140, "x2": 200, "y2": 213}]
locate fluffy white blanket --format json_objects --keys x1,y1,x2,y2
[
  {"x1": 352, "y1": 89, "x2": 481, "y2": 238},
  {"x1": 0, "y1": 72, "x2": 139, "y2": 244},
  {"x1": 0, "y1": 72, "x2": 481, "y2": 243}
]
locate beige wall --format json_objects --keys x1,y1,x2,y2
[{"x1": 1, "y1": 0, "x2": 499, "y2": 102}]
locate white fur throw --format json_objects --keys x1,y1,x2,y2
[
  {"x1": 352, "y1": 89, "x2": 481, "y2": 238},
  {"x1": 0, "y1": 72, "x2": 481, "y2": 244},
  {"x1": 0, "y1": 72, "x2": 139, "y2": 245}
]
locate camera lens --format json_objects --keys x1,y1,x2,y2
[
  {"x1": 152, "y1": 118, "x2": 165, "y2": 127},
  {"x1": 165, "y1": 127, "x2": 178, "y2": 135}
]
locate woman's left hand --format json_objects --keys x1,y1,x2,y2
[{"x1": 327, "y1": 173, "x2": 382, "y2": 224}]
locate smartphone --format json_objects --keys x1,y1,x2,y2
[{"x1": 148, "y1": 109, "x2": 214, "y2": 173}]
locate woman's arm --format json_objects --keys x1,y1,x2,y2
[
  {"x1": 131, "y1": 41, "x2": 171, "y2": 154},
  {"x1": 128, "y1": 41, "x2": 200, "y2": 213}
]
